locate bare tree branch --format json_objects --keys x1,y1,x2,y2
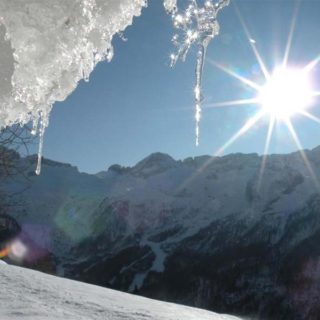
[{"x1": 0, "y1": 125, "x2": 35, "y2": 213}]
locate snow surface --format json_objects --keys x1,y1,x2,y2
[
  {"x1": 129, "y1": 235, "x2": 167, "y2": 291},
  {"x1": 0, "y1": 264, "x2": 241, "y2": 320}
]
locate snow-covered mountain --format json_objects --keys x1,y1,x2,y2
[
  {"x1": 0, "y1": 264, "x2": 240, "y2": 320},
  {"x1": 3, "y1": 148, "x2": 320, "y2": 319}
]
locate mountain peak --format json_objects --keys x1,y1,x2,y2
[{"x1": 131, "y1": 153, "x2": 176, "y2": 177}]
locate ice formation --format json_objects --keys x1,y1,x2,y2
[
  {"x1": 163, "y1": 0, "x2": 178, "y2": 13},
  {"x1": 0, "y1": 0, "x2": 230, "y2": 174},
  {"x1": 0, "y1": 0, "x2": 147, "y2": 174},
  {"x1": 167, "y1": 0, "x2": 230, "y2": 145}
]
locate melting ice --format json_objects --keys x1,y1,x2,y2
[{"x1": 167, "y1": 0, "x2": 230, "y2": 145}]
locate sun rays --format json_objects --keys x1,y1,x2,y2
[
  {"x1": 282, "y1": 0, "x2": 302, "y2": 69},
  {"x1": 214, "y1": 110, "x2": 266, "y2": 157},
  {"x1": 205, "y1": 0, "x2": 320, "y2": 189},
  {"x1": 258, "y1": 115, "x2": 275, "y2": 189}
]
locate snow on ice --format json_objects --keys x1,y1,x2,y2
[
  {"x1": 0, "y1": 0, "x2": 230, "y2": 174},
  {"x1": 168, "y1": 0, "x2": 230, "y2": 146}
]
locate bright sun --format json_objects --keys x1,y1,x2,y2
[
  {"x1": 206, "y1": 4, "x2": 320, "y2": 189},
  {"x1": 258, "y1": 67, "x2": 314, "y2": 119}
]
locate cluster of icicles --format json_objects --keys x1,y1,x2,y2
[
  {"x1": 0, "y1": 0, "x2": 229, "y2": 175},
  {"x1": 0, "y1": 0, "x2": 148, "y2": 175}
]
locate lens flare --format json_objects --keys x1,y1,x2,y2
[
  {"x1": 9, "y1": 240, "x2": 28, "y2": 261},
  {"x1": 0, "y1": 247, "x2": 10, "y2": 258}
]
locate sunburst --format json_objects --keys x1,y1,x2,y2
[{"x1": 204, "y1": 0, "x2": 320, "y2": 189}]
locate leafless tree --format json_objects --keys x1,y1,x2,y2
[
  {"x1": 0, "y1": 125, "x2": 34, "y2": 177},
  {"x1": 0, "y1": 125, "x2": 35, "y2": 214}
]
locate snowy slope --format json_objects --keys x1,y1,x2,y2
[{"x1": 0, "y1": 264, "x2": 240, "y2": 320}]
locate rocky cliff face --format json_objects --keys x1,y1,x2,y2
[{"x1": 4, "y1": 148, "x2": 320, "y2": 319}]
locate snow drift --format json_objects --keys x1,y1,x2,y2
[{"x1": 0, "y1": 264, "x2": 241, "y2": 320}]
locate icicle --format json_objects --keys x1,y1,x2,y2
[
  {"x1": 35, "y1": 120, "x2": 45, "y2": 176},
  {"x1": 167, "y1": 0, "x2": 230, "y2": 145},
  {"x1": 195, "y1": 43, "x2": 207, "y2": 146},
  {"x1": 35, "y1": 107, "x2": 52, "y2": 176},
  {"x1": 31, "y1": 118, "x2": 39, "y2": 136}
]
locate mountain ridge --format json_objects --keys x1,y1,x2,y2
[{"x1": 3, "y1": 146, "x2": 320, "y2": 319}]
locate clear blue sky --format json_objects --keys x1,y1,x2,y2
[{"x1": 34, "y1": 0, "x2": 320, "y2": 173}]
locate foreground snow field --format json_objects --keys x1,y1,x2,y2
[{"x1": 0, "y1": 264, "x2": 241, "y2": 320}]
